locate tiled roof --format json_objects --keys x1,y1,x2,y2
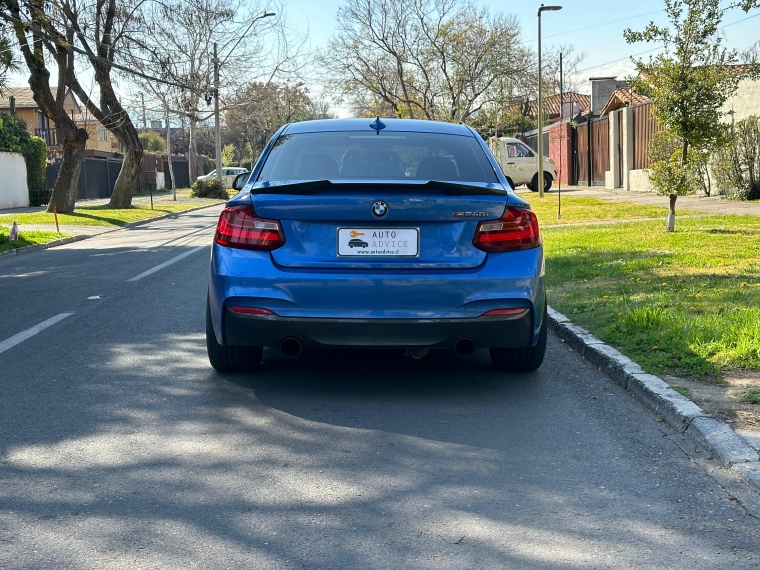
[
  {"x1": 0, "y1": 86, "x2": 80, "y2": 113},
  {"x1": 600, "y1": 88, "x2": 650, "y2": 116},
  {"x1": 0, "y1": 86, "x2": 41, "y2": 108},
  {"x1": 511, "y1": 92, "x2": 591, "y2": 118}
]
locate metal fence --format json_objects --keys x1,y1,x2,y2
[
  {"x1": 632, "y1": 102, "x2": 661, "y2": 170},
  {"x1": 573, "y1": 115, "x2": 609, "y2": 186},
  {"x1": 163, "y1": 160, "x2": 190, "y2": 189},
  {"x1": 45, "y1": 158, "x2": 123, "y2": 200},
  {"x1": 522, "y1": 128, "x2": 550, "y2": 156}
]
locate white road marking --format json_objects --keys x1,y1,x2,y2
[
  {"x1": 127, "y1": 246, "x2": 205, "y2": 282},
  {"x1": 0, "y1": 313, "x2": 74, "y2": 355}
]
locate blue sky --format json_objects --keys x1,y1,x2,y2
[{"x1": 287, "y1": 0, "x2": 760, "y2": 100}]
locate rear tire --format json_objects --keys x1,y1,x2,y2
[
  {"x1": 489, "y1": 304, "x2": 547, "y2": 372},
  {"x1": 206, "y1": 295, "x2": 263, "y2": 372}
]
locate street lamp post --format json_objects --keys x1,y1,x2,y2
[
  {"x1": 213, "y1": 12, "x2": 276, "y2": 185},
  {"x1": 537, "y1": 4, "x2": 562, "y2": 198}
]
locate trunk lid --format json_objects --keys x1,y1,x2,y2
[{"x1": 250, "y1": 182, "x2": 508, "y2": 269}]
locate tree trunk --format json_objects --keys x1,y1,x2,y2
[
  {"x1": 188, "y1": 116, "x2": 198, "y2": 185},
  {"x1": 667, "y1": 193, "x2": 677, "y2": 232},
  {"x1": 109, "y1": 146, "x2": 144, "y2": 208},
  {"x1": 47, "y1": 138, "x2": 86, "y2": 213}
]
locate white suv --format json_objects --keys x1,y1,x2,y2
[
  {"x1": 198, "y1": 167, "x2": 249, "y2": 189},
  {"x1": 490, "y1": 137, "x2": 557, "y2": 192}
]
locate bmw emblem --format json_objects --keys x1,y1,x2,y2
[{"x1": 372, "y1": 201, "x2": 388, "y2": 218}]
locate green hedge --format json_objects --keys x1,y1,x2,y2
[
  {"x1": 24, "y1": 136, "x2": 47, "y2": 191},
  {"x1": 191, "y1": 178, "x2": 227, "y2": 199},
  {"x1": 0, "y1": 113, "x2": 48, "y2": 195},
  {"x1": 29, "y1": 188, "x2": 53, "y2": 207}
]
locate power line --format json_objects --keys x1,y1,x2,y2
[
  {"x1": 574, "y1": 11, "x2": 760, "y2": 75},
  {"x1": 521, "y1": 9, "x2": 664, "y2": 45}
]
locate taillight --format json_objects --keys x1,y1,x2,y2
[
  {"x1": 214, "y1": 204, "x2": 285, "y2": 251},
  {"x1": 472, "y1": 207, "x2": 541, "y2": 252},
  {"x1": 229, "y1": 306, "x2": 276, "y2": 315},
  {"x1": 483, "y1": 308, "x2": 528, "y2": 316}
]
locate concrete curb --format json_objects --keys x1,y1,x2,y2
[
  {"x1": 547, "y1": 306, "x2": 760, "y2": 491},
  {"x1": 0, "y1": 234, "x2": 90, "y2": 260},
  {"x1": 0, "y1": 202, "x2": 223, "y2": 262}
]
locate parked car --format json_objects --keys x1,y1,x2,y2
[
  {"x1": 491, "y1": 137, "x2": 557, "y2": 192},
  {"x1": 198, "y1": 167, "x2": 250, "y2": 189},
  {"x1": 206, "y1": 118, "x2": 547, "y2": 373}
]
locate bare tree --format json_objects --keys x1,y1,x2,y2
[
  {"x1": 58, "y1": 0, "x2": 146, "y2": 208},
  {"x1": 324, "y1": 0, "x2": 530, "y2": 123},
  {"x1": 125, "y1": 0, "x2": 303, "y2": 184}
]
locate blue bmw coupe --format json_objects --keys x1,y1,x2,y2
[{"x1": 207, "y1": 118, "x2": 546, "y2": 372}]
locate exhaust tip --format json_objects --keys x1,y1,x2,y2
[
  {"x1": 454, "y1": 338, "x2": 477, "y2": 358},
  {"x1": 280, "y1": 337, "x2": 303, "y2": 359}
]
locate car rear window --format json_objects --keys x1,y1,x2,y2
[{"x1": 257, "y1": 132, "x2": 498, "y2": 183}]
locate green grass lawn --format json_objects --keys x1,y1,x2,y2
[
  {"x1": 0, "y1": 228, "x2": 73, "y2": 253},
  {"x1": 517, "y1": 194, "x2": 700, "y2": 226},
  {"x1": 544, "y1": 215, "x2": 760, "y2": 377},
  {"x1": 0, "y1": 201, "x2": 218, "y2": 228}
]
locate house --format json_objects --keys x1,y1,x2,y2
[
  {"x1": 508, "y1": 92, "x2": 591, "y2": 123},
  {"x1": 599, "y1": 88, "x2": 650, "y2": 116},
  {"x1": 0, "y1": 86, "x2": 118, "y2": 155}
]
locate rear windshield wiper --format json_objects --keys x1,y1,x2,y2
[{"x1": 250, "y1": 180, "x2": 508, "y2": 196}]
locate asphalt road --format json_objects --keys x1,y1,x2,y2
[{"x1": 1, "y1": 206, "x2": 759, "y2": 569}]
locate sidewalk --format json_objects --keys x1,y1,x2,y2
[
  {"x1": 523, "y1": 185, "x2": 760, "y2": 216},
  {"x1": 0, "y1": 192, "x2": 221, "y2": 239}
]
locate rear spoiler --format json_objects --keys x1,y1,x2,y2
[{"x1": 249, "y1": 180, "x2": 508, "y2": 197}]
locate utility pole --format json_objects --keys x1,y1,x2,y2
[
  {"x1": 537, "y1": 5, "x2": 562, "y2": 198},
  {"x1": 214, "y1": 41, "x2": 222, "y2": 184}
]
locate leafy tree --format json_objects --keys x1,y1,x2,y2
[
  {"x1": 624, "y1": 0, "x2": 759, "y2": 228},
  {"x1": 221, "y1": 143, "x2": 236, "y2": 166},
  {"x1": 0, "y1": 34, "x2": 17, "y2": 93},
  {"x1": 139, "y1": 131, "x2": 166, "y2": 155}
]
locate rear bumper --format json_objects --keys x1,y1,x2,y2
[{"x1": 225, "y1": 308, "x2": 533, "y2": 349}]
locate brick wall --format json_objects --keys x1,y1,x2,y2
[{"x1": 548, "y1": 122, "x2": 572, "y2": 185}]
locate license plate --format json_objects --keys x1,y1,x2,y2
[{"x1": 337, "y1": 228, "x2": 419, "y2": 257}]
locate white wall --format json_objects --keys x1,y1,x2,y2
[
  {"x1": 721, "y1": 78, "x2": 760, "y2": 123},
  {"x1": 0, "y1": 152, "x2": 29, "y2": 209}
]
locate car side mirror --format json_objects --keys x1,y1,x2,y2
[{"x1": 232, "y1": 172, "x2": 251, "y2": 191}]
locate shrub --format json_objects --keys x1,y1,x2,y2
[
  {"x1": 191, "y1": 178, "x2": 227, "y2": 199},
  {"x1": 23, "y1": 136, "x2": 47, "y2": 191},
  {"x1": 712, "y1": 116, "x2": 760, "y2": 201},
  {"x1": 29, "y1": 188, "x2": 53, "y2": 207}
]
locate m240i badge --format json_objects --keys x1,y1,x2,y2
[{"x1": 452, "y1": 212, "x2": 489, "y2": 217}]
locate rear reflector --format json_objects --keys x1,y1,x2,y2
[
  {"x1": 215, "y1": 204, "x2": 285, "y2": 251},
  {"x1": 229, "y1": 306, "x2": 276, "y2": 315},
  {"x1": 483, "y1": 308, "x2": 528, "y2": 316},
  {"x1": 473, "y1": 207, "x2": 541, "y2": 252}
]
